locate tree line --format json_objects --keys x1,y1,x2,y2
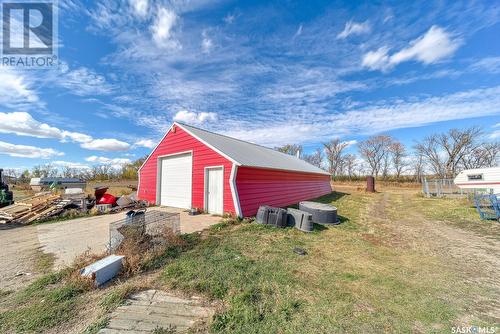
[
  {"x1": 275, "y1": 126, "x2": 499, "y2": 181},
  {"x1": 3, "y1": 126, "x2": 498, "y2": 184},
  {"x1": 4, "y1": 156, "x2": 147, "y2": 183}
]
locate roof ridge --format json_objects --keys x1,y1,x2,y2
[
  {"x1": 173, "y1": 122, "x2": 330, "y2": 175},
  {"x1": 176, "y1": 122, "x2": 305, "y2": 161}
]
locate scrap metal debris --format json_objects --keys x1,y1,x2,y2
[{"x1": 293, "y1": 247, "x2": 307, "y2": 256}]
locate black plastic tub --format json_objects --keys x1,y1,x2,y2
[
  {"x1": 256, "y1": 205, "x2": 288, "y2": 228},
  {"x1": 298, "y1": 201, "x2": 339, "y2": 225}
]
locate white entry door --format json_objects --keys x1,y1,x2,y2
[
  {"x1": 206, "y1": 167, "x2": 223, "y2": 214},
  {"x1": 159, "y1": 153, "x2": 192, "y2": 208}
]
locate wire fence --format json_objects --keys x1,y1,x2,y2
[
  {"x1": 421, "y1": 178, "x2": 472, "y2": 198},
  {"x1": 108, "y1": 209, "x2": 181, "y2": 254}
]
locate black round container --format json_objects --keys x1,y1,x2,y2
[{"x1": 298, "y1": 201, "x2": 339, "y2": 225}]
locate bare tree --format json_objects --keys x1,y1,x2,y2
[
  {"x1": 414, "y1": 135, "x2": 444, "y2": 177},
  {"x1": 302, "y1": 148, "x2": 323, "y2": 169},
  {"x1": 344, "y1": 154, "x2": 357, "y2": 179},
  {"x1": 415, "y1": 127, "x2": 483, "y2": 178},
  {"x1": 3, "y1": 169, "x2": 19, "y2": 179},
  {"x1": 440, "y1": 127, "x2": 482, "y2": 177},
  {"x1": 389, "y1": 141, "x2": 407, "y2": 179},
  {"x1": 323, "y1": 139, "x2": 349, "y2": 179},
  {"x1": 31, "y1": 164, "x2": 58, "y2": 178},
  {"x1": 358, "y1": 135, "x2": 393, "y2": 177},
  {"x1": 275, "y1": 144, "x2": 303, "y2": 157},
  {"x1": 90, "y1": 165, "x2": 114, "y2": 181},
  {"x1": 19, "y1": 170, "x2": 31, "y2": 184},
  {"x1": 460, "y1": 142, "x2": 499, "y2": 169},
  {"x1": 411, "y1": 153, "x2": 425, "y2": 182}
]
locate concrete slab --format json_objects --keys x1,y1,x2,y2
[{"x1": 99, "y1": 289, "x2": 215, "y2": 333}]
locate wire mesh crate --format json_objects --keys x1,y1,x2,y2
[{"x1": 108, "y1": 209, "x2": 181, "y2": 253}]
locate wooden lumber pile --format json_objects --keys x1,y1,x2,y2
[{"x1": 0, "y1": 192, "x2": 70, "y2": 224}]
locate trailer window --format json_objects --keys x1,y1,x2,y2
[{"x1": 467, "y1": 174, "x2": 483, "y2": 181}]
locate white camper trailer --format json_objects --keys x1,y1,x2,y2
[{"x1": 454, "y1": 167, "x2": 500, "y2": 195}]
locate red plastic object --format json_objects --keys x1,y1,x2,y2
[{"x1": 98, "y1": 193, "x2": 117, "y2": 205}]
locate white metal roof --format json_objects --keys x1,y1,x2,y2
[{"x1": 176, "y1": 123, "x2": 330, "y2": 175}]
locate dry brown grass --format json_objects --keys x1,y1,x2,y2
[{"x1": 114, "y1": 225, "x2": 187, "y2": 276}]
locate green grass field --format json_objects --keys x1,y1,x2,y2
[{"x1": 1, "y1": 185, "x2": 498, "y2": 333}]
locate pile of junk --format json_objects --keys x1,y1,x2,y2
[
  {"x1": 93, "y1": 186, "x2": 147, "y2": 213},
  {"x1": 0, "y1": 176, "x2": 147, "y2": 225}
]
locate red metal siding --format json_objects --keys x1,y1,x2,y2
[
  {"x1": 138, "y1": 127, "x2": 235, "y2": 214},
  {"x1": 236, "y1": 167, "x2": 332, "y2": 217}
]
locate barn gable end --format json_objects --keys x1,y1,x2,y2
[{"x1": 138, "y1": 125, "x2": 236, "y2": 214}]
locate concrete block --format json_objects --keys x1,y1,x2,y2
[{"x1": 80, "y1": 254, "x2": 124, "y2": 286}]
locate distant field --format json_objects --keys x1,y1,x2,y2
[{"x1": 86, "y1": 180, "x2": 138, "y2": 197}]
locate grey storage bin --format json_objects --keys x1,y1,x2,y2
[
  {"x1": 299, "y1": 201, "x2": 339, "y2": 225},
  {"x1": 287, "y1": 208, "x2": 313, "y2": 232},
  {"x1": 256, "y1": 205, "x2": 288, "y2": 228}
]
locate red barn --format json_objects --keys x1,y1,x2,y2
[{"x1": 138, "y1": 122, "x2": 332, "y2": 217}]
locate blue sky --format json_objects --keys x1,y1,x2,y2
[{"x1": 0, "y1": 0, "x2": 499, "y2": 171}]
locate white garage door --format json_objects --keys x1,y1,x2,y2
[{"x1": 159, "y1": 153, "x2": 192, "y2": 208}]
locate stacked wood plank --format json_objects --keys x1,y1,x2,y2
[{"x1": 0, "y1": 192, "x2": 69, "y2": 224}]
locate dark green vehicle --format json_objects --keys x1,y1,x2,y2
[{"x1": 0, "y1": 169, "x2": 14, "y2": 208}]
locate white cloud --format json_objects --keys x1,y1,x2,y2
[
  {"x1": 201, "y1": 31, "x2": 213, "y2": 53},
  {"x1": 0, "y1": 112, "x2": 130, "y2": 152},
  {"x1": 151, "y1": 7, "x2": 179, "y2": 49},
  {"x1": 223, "y1": 13, "x2": 235, "y2": 24},
  {"x1": 173, "y1": 110, "x2": 217, "y2": 125},
  {"x1": 337, "y1": 20, "x2": 370, "y2": 39},
  {"x1": 130, "y1": 0, "x2": 148, "y2": 17},
  {"x1": 391, "y1": 26, "x2": 460, "y2": 65},
  {"x1": 223, "y1": 86, "x2": 500, "y2": 146},
  {"x1": 361, "y1": 47, "x2": 391, "y2": 71},
  {"x1": 81, "y1": 139, "x2": 131, "y2": 151},
  {"x1": 135, "y1": 139, "x2": 156, "y2": 149},
  {"x1": 57, "y1": 64, "x2": 114, "y2": 96},
  {"x1": 362, "y1": 26, "x2": 460, "y2": 71},
  {"x1": 52, "y1": 160, "x2": 91, "y2": 169},
  {"x1": 470, "y1": 56, "x2": 500, "y2": 74},
  {"x1": 61, "y1": 131, "x2": 93, "y2": 143},
  {"x1": 332, "y1": 86, "x2": 500, "y2": 134},
  {"x1": 0, "y1": 141, "x2": 63, "y2": 159},
  {"x1": 0, "y1": 68, "x2": 40, "y2": 109},
  {"x1": 342, "y1": 140, "x2": 357, "y2": 147},
  {"x1": 293, "y1": 24, "x2": 303, "y2": 38},
  {"x1": 490, "y1": 123, "x2": 500, "y2": 139},
  {"x1": 0, "y1": 112, "x2": 62, "y2": 139},
  {"x1": 85, "y1": 156, "x2": 131, "y2": 165},
  {"x1": 489, "y1": 130, "x2": 500, "y2": 139}
]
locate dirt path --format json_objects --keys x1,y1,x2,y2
[
  {"x1": 0, "y1": 224, "x2": 42, "y2": 291},
  {"x1": 364, "y1": 191, "x2": 500, "y2": 321}
]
